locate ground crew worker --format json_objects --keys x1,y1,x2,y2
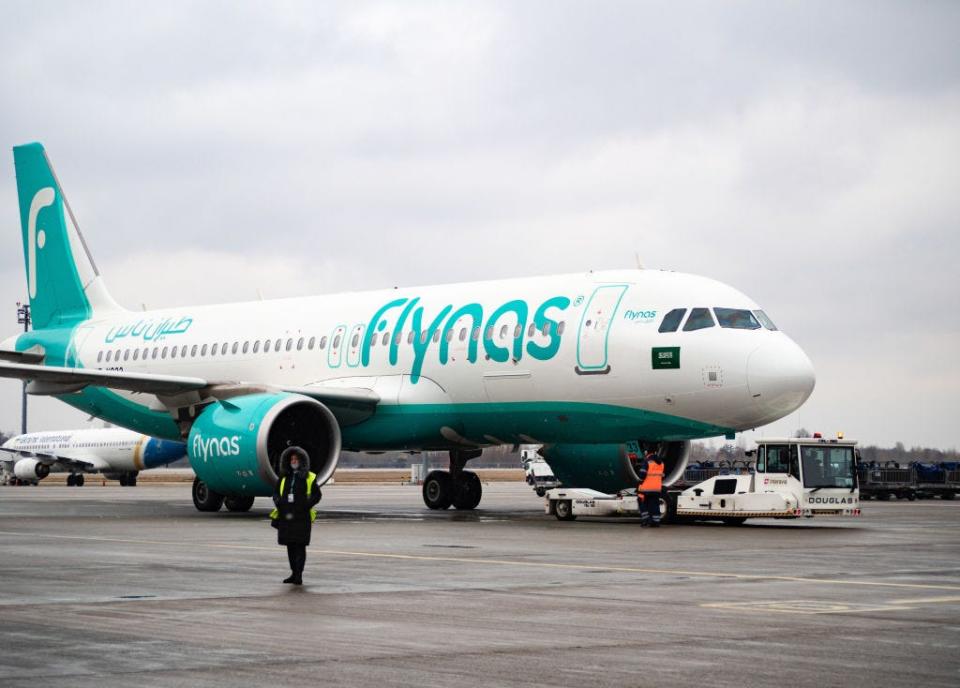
[
  {"x1": 270, "y1": 446, "x2": 321, "y2": 585},
  {"x1": 637, "y1": 450, "x2": 665, "y2": 527}
]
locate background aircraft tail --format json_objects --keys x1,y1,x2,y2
[{"x1": 13, "y1": 142, "x2": 123, "y2": 329}]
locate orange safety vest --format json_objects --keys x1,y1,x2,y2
[{"x1": 638, "y1": 459, "x2": 664, "y2": 493}]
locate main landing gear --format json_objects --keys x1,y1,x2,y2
[
  {"x1": 66, "y1": 473, "x2": 85, "y2": 487},
  {"x1": 422, "y1": 449, "x2": 483, "y2": 511},
  {"x1": 192, "y1": 478, "x2": 256, "y2": 513}
]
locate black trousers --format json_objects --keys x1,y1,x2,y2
[
  {"x1": 640, "y1": 492, "x2": 661, "y2": 522},
  {"x1": 287, "y1": 544, "x2": 307, "y2": 574}
]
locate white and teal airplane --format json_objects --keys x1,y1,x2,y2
[
  {"x1": 0, "y1": 427, "x2": 186, "y2": 487},
  {"x1": 0, "y1": 142, "x2": 814, "y2": 513}
]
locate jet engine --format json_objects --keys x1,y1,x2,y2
[
  {"x1": 14, "y1": 458, "x2": 50, "y2": 481},
  {"x1": 188, "y1": 392, "x2": 341, "y2": 496},
  {"x1": 539, "y1": 440, "x2": 690, "y2": 494}
]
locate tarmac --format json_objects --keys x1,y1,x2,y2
[{"x1": 0, "y1": 482, "x2": 957, "y2": 687}]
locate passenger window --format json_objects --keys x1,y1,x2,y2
[
  {"x1": 514, "y1": 324, "x2": 522, "y2": 338},
  {"x1": 133, "y1": 349, "x2": 139, "y2": 361},
  {"x1": 162, "y1": 346, "x2": 169, "y2": 359},
  {"x1": 320, "y1": 337, "x2": 327, "y2": 349},
  {"x1": 394, "y1": 332, "x2": 402, "y2": 345},
  {"x1": 459, "y1": 328, "x2": 467, "y2": 342},
  {"x1": 221, "y1": 343, "x2": 229, "y2": 355},
  {"x1": 274, "y1": 339, "x2": 282, "y2": 351},
  {"x1": 382, "y1": 332, "x2": 390, "y2": 346},
  {"x1": 264, "y1": 339, "x2": 271, "y2": 353},
  {"x1": 286, "y1": 338, "x2": 293, "y2": 351},
  {"x1": 242, "y1": 341, "x2": 250, "y2": 354},
  {"x1": 105, "y1": 351, "x2": 112, "y2": 362},
  {"x1": 231, "y1": 342, "x2": 238, "y2": 354},
  {"x1": 682, "y1": 308, "x2": 715, "y2": 331},
  {"x1": 472, "y1": 327, "x2": 480, "y2": 341},
  {"x1": 541, "y1": 322, "x2": 551, "y2": 336},
  {"x1": 527, "y1": 323, "x2": 535, "y2": 337},
  {"x1": 333, "y1": 335, "x2": 341, "y2": 348},
  {"x1": 298, "y1": 337, "x2": 305, "y2": 351},
  {"x1": 499, "y1": 324, "x2": 508, "y2": 339},
  {"x1": 433, "y1": 330, "x2": 441, "y2": 343},
  {"x1": 253, "y1": 340, "x2": 260, "y2": 353},
  {"x1": 171, "y1": 347, "x2": 177, "y2": 359},
  {"x1": 181, "y1": 345, "x2": 188, "y2": 358},
  {"x1": 485, "y1": 326, "x2": 494, "y2": 340},
  {"x1": 406, "y1": 331, "x2": 414, "y2": 344},
  {"x1": 659, "y1": 308, "x2": 686, "y2": 333},
  {"x1": 97, "y1": 351, "x2": 103, "y2": 362},
  {"x1": 445, "y1": 329, "x2": 453, "y2": 342},
  {"x1": 754, "y1": 310, "x2": 778, "y2": 331},
  {"x1": 421, "y1": 331, "x2": 429, "y2": 344},
  {"x1": 143, "y1": 347, "x2": 149, "y2": 359},
  {"x1": 308, "y1": 337, "x2": 315, "y2": 350},
  {"x1": 714, "y1": 308, "x2": 761, "y2": 330},
  {"x1": 558, "y1": 321, "x2": 566, "y2": 335},
  {"x1": 191, "y1": 345, "x2": 198, "y2": 357},
  {"x1": 153, "y1": 348, "x2": 159, "y2": 359}
]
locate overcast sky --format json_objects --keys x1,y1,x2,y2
[{"x1": 0, "y1": 1, "x2": 957, "y2": 449}]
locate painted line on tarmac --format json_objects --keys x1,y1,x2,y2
[{"x1": 4, "y1": 530, "x2": 960, "y2": 592}]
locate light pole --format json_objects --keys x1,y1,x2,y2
[{"x1": 16, "y1": 302, "x2": 30, "y2": 435}]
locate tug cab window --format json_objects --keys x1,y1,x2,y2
[
  {"x1": 682, "y1": 308, "x2": 715, "y2": 332},
  {"x1": 757, "y1": 444, "x2": 800, "y2": 480},
  {"x1": 659, "y1": 308, "x2": 686, "y2": 333},
  {"x1": 714, "y1": 308, "x2": 761, "y2": 330}
]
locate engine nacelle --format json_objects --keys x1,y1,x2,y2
[
  {"x1": 14, "y1": 458, "x2": 50, "y2": 481},
  {"x1": 540, "y1": 440, "x2": 690, "y2": 494},
  {"x1": 188, "y1": 392, "x2": 341, "y2": 496}
]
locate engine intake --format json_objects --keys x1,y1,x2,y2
[
  {"x1": 188, "y1": 392, "x2": 341, "y2": 496},
  {"x1": 540, "y1": 440, "x2": 690, "y2": 494}
]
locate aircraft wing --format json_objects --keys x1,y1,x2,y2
[
  {"x1": 0, "y1": 361, "x2": 379, "y2": 426},
  {"x1": 0, "y1": 446, "x2": 102, "y2": 471}
]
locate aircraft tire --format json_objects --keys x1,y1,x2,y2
[
  {"x1": 193, "y1": 478, "x2": 225, "y2": 512},
  {"x1": 452, "y1": 471, "x2": 482, "y2": 510},
  {"x1": 224, "y1": 495, "x2": 256, "y2": 512},
  {"x1": 422, "y1": 470, "x2": 453, "y2": 510},
  {"x1": 75, "y1": 474, "x2": 84, "y2": 487},
  {"x1": 67, "y1": 474, "x2": 76, "y2": 487}
]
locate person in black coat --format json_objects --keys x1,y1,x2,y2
[{"x1": 271, "y1": 446, "x2": 321, "y2": 585}]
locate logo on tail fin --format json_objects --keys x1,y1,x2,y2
[{"x1": 27, "y1": 187, "x2": 55, "y2": 299}]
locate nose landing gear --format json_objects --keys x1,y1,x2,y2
[{"x1": 422, "y1": 448, "x2": 484, "y2": 510}]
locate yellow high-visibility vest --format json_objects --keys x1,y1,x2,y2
[{"x1": 269, "y1": 471, "x2": 318, "y2": 522}]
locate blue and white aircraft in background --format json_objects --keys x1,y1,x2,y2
[
  {"x1": 0, "y1": 427, "x2": 186, "y2": 486},
  {"x1": 0, "y1": 143, "x2": 815, "y2": 513}
]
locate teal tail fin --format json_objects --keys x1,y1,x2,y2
[{"x1": 12, "y1": 142, "x2": 122, "y2": 329}]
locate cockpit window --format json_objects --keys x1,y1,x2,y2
[
  {"x1": 714, "y1": 308, "x2": 761, "y2": 330},
  {"x1": 754, "y1": 310, "x2": 778, "y2": 331},
  {"x1": 658, "y1": 308, "x2": 686, "y2": 333},
  {"x1": 682, "y1": 307, "x2": 715, "y2": 331}
]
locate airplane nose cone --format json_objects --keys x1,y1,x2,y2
[{"x1": 747, "y1": 338, "x2": 816, "y2": 419}]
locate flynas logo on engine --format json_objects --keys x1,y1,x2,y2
[
  {"x1": 192, "y1": 433, "x2": 241, "y2": 462},
  {"x1": 363, "y1": 295, "x2": 571, "y2": 383}
]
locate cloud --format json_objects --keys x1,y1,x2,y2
[{"x1": 0, "y1": 1, "x2": 956, "y2": 448}]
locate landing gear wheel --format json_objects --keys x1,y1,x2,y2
[
  {"x1": 943, "y1": 492, "x2": 955, "y2": 501},
  {"x1": 192, "y1": 478, "x2": 225, "y2": 512},
  {"x1": 722, "y1": 517, "x2": 747, "y2": 526},
  {"x1": 224, "y1": 495, "x2": 256, "y2": 512},
  {"x1": 66, "y1": 474, "x2": 76, "y2": 487},
  {"x1": 554, "y1": 499, "x2": 576, "y2": 521},
  {"x1": 535, "y1": 486, "x2": 546, "y2": 497},
  {"x1": 75, "y1": 474, "x2": 84, "y2": 487},
  {"x1": 118, "y1": 475, "x2": 127, "y2": 486},
  {"x1": 423, "y1": 470, "x2": 453, "y2": 510},
  {"x1": 126, "y1": 474, "x2": 137, "y2": 487},
  {"x1": 452, "y1": 471, "x2": 482, "y2": 510}
]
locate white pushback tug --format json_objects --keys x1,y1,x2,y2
[{"x1": 546, "y1": 434, "x2": 861, "y2": 524}]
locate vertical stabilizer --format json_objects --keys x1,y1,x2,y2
[{"x1": 12, "y1": 143, "x2": 123, "y2": 329}]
